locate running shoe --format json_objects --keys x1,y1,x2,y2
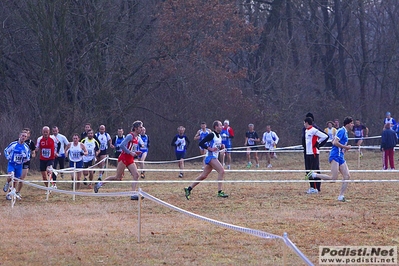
[
  {"x1": 267, "y1": 164, "x2": 272, "y2": 168},
  {"x1": 140, "y1": 172, "x2": 145, "y2": 179},
  {"x1": 94, "y1": 182, "x2": 102, "y2": 193},
  {"x1": 5, "y1": 193, "x2": 11, "y2": 200},
  {"x1": 3, "y1": 182, "x2": 9, "y2": 193},
  {"x1": 16, "y1": 192, "x2": 21, "y2": 200},
  {"x1": 184, "y1": 187, "x2": 191, "y2": 200},
  {"x1": 178, "y1": 173, "x2": 183, "y2": 178},
  {"x1": 337, "y1": 195, "x2": 346, "y2": 202},
  {"x1": 256, "y1": 164, "x2": 259, "y2": 168},
  {"x1": 130, "y1": 195, "x2": 144, "y2": 200},
  {"x1": 306, "y1": 188, "x2": 319, "y2": 194},
  {"x1": 217, "y1": 191, "x2": 229, "y2": 198},
  {"x1": 83, "y1": 177, "x2": 88, "y2": 185},
  {"x1": 305, "y1": 171, "x2": 314, "y2": 180},
  {"x1": 246, "y1": 162, "x2": 252, "y2": 168}
]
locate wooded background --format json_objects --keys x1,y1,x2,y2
[{"x1": 1, "y1": 0, "x2": 398, "y2": 168}]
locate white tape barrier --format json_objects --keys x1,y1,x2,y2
[
  {"x1": 6, "y1": 178, "x2": 314, "y2": 265},
  {"x1": 139, "y1": 189, "x2": 313, "y2": 266}
]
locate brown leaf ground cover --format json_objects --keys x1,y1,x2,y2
[{"x1": 1, "y1": 149, "x2": 398, "y2": 265}]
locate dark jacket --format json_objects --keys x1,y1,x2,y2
[{"x1": 381, "y1": 129, "x2": 397, "y2": 150}]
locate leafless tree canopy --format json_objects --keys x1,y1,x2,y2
[{"x1": 1, "y1": 0, "x2": 398, "y2": 163}]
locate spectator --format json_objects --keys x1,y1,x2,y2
[
  {"x1": 324, "y1": 121, "x2": 337, "y2": 147},
  {"x1": 381, "y1": 123, "x2": 397, "y2": 170},
  {"x1": 384, "y1": 112, "x2": 396, "y2": 129}
]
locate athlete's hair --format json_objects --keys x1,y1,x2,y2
[
  {"x1": 132, "y1": 121, "x2": 143, "y2": 131},
  {"x1": 304, "y1": 117, "x2": 313, "y2": 125},
  {"x1": 177, "y1": 126, "x2": 185, "y2": 131},
  {"x1": 212, "y1": 120, "x2": 222, "y2": 129},
  {"x1": 201, "y1": 122, "x2": 206, "y2": 125},
  {"x1": 23, "y1": 127, "x2": 31, "y2": 133},
  {"x1": 343, "y1": 117, "x2": 353, "y2": 126},
  {"x1": 52, "y1": 126, "x2": 59, "y2": 130},
  {"x1": 72, "y1": 133, "x2": 80, "y2": 138},
  {"x1": 224, "y1": 120, "x2": 229, "y2": 125},
  {"x1": 248, "y1": 123, "x2": 254, "y2": 127}
]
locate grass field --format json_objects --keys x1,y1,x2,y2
[{"x1": 1, "y1": 149, "x2": 398, "y2": 265}]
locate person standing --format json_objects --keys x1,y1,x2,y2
[
  {"x1": 244, "y1": 123, "x2": 260, "y2": 168},
  {"x1": 171, "y1": 126, "x2": 190, "y2": 178},
  {"x1": 95, "y1": 125, "x2": 114, "y2": 180},
  {"x1": 306, "y1": 117, "x2": 354, "y2": 202},
  {"x1": 81, "y1": 129, "x2": 100, "y2": 189},
  {"x1": 65, "y1": 134, "x2": 88, "y2": 190},
  {"x1": 261, "y1": 125, "x2": 279, "y2": 168},
  {"x1": 112, "y1": 128, "x2": 125, "y2": 166},
  {"x1": 324, "y1": 121, "x2": 337, "y2": 147},
  {"x1": 220, "y1": 120, "x2": 234, "y2": 169},
  {"x1": 94, "y1": 121, "x2": 144, "y2": 200},
  {"x1": 184, "y1": 120, "x2": 228, "y2": 200},
  {"x1": 3, "y1": 131, "x2": 31, "y2": 200},
  {"x1": 52, "y1": 126, "x2": 69, "y2": 179},
  {"x1": 302, "y1": 115, "x2": 328, "y2": 194},
  {"x1": 36, "y1": 126, "x2": 58, "y2": 188},
  {"x1": 381, "y1": 123, "x2": 397, "y2": 170},
  {"x1": 137, "y1": 127, "x2": 150, "y2": 179},
  {"x1": 194, "y1": 122, "x2": 212, "y2": 169},
  {"x1": 334, "y1": 119, "x2": 340, "y2": 129},
  {"x1": 384, "y1": 112, "x2": 396, "y2": 129}
]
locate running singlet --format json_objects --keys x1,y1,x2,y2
[
  {"x1": 174, "y1": 135, "x2": 187, "y2": 152},
  {"x1": 199, "y1": 129, "x2": 210, "y2": 141},
  {"x1": 206, "y1": 132, "x2": 222, "y2": 158},
  {"x1": 4, "y1": 141, "x2": 30, "y2": 164},
  {"x1": 245, "y1": 131, "x2": 259, "y2": 146},
  {"x1": 121, "y1": 133, "x2": 139, "y2": 156},
  {"x1": 139, "y1": 134, "x2": 149, "y2": 153},
  {"x1": 37, "y1": 136, "x2": 56, "y2": 160},
  {"x1": 96, "y1": 132, "x2": 111, "y2": 151},
  {"x1": 329, "y1": 127, "x2": 349, "y2": 159},
  {"x1": 353, "y1": 125, "x2": 365, "y2": 138},
  {"x1": 262, "y1": 131, "x2": 278, "y2": 149},
  {"x1": 81, "y1": 138, "x2": 99, "y2": 162},
  {"x1": 68, "y1": 143, "x2": 84, "y2": 162},
  {"x1": 221, "y1": 126, "x2": 233, "y2": 146},
  {"x1": 114, "y1": 135, "x2": 125, "y2": 153}
]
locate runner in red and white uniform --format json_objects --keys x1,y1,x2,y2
[
  {"x1": 94, "y1": 121, "x2": 143, "y2": 200},
  {"x1": 36, "y1": 126, "x2": 58, "y2": 187}
]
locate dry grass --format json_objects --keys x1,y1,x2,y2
[{"x1": 1, "y1": 150, "x2": 399, "y2": 266}]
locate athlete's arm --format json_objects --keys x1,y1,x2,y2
[
  {"x1": 199, "y1": 133, "x2": 214, "y2": 149},
  {"x1": 120, "y1": 134, "x2": 134, "y2": 154}
]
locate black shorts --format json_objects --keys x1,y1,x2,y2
[
  {"x1": 83, "y1": 160, "x2": 94, "y2": 168},
  {"x1": 98, "y1": 150, "x2": 107, "y2": 156},
  {"x1": 40, "y1": 160, "x2": 54, "y2": 172},
  {"x1": 23, "y1": 161, "x2": 31, "y2": 169},
  {"x1": 247, "y1": 146, "x2": 258, "y2": 151}
]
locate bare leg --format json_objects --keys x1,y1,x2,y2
[
  {"x1": 127, "y1": 163, "x2": 139, "y2": 191},
  {"x1": 338, "y1": 162, "x2": 350, "y2": 197},
  {"x1": 189, "y1": 164, "x2": 214, "y2": 190}
]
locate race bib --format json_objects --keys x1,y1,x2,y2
[{"x1": 42, "y1": 148, "x2": 51, "y2": 158}]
